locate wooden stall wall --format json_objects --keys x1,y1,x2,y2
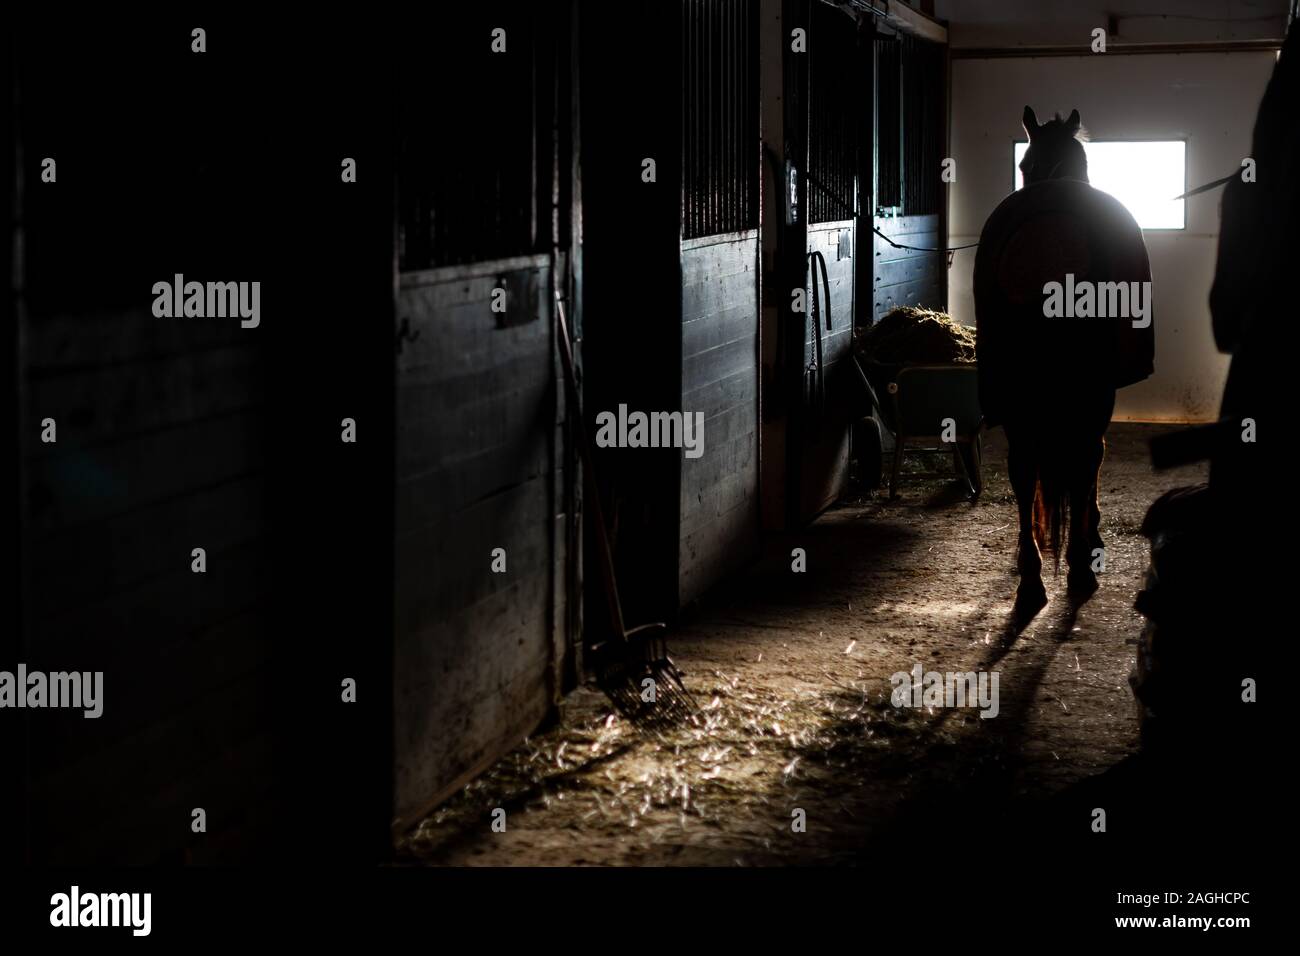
[
  {"x1": 794, "y1": 0, "x2": 862, "y2": 521},
  {"x1": 13, "y1": 22, "x2": 282, "y2": 865},
  {"x1": 871, "y1": 33, "x2": 948, "y2": 328},
  {"x1": 872, "y1": 213, "x2": 945, "y2": 323},
  {"x1": 21, "y1": 326, "x2": 275, "y2": 865},
  {"x1": 392, "y1": 259, "x2": 569, "y2": 825},
  {"x1": 2, "y1": 17, "x2": 21, "y2": 867},
  {"x1": 6, "y1": 14, "x2": 400, "y2": 868},
  {"x1": 11, "y1": 15, "x2": 398, "y2": 866},
  {"x1": 21, "y1": 304, "x2": 276, "y2": 865},
  {"x1": 390, "y1": 6, "x2": 575, "y2": 829},
  {"x1": 679, "y1": 232, "x2": 761, "y2": 607},
  {"x1": 678, "y1": 0, "x2": 762, "y2": 607},
  {"x1": 801, "y1": 220, "x2": 856, "y2": 516}
]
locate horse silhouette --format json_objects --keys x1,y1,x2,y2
[{"x1": 975, "y1": 106, "x2": 1154, "y2": 616}]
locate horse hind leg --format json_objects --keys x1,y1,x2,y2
[
  {"x1": 1087, "y1": 438, "x2": 1105, "y2": 552},
  {"x1": 1066, "y1": 436, "x2": 1107, "y2": 597},
  {"x1": 1008, "y1": 435, "x2": 1047, "y2": 611}
]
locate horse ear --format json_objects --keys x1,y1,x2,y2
[
  {"x1": 1022, "y1": 105, "x2": 1039, "y2": 138},
  {"x1": 1066, "y1": 109, "x2": 1081, "y2": 132}
]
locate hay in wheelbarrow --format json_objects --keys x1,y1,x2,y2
[{"x1": 857, "y1": 306, "x2": 976, "y2": 366}]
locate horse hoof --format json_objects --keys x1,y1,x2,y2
[
  {"x1": 1015, "y1": 578, "x2": 1048, "y2": 614},
  {"x1": 1068, "y1": 568, "x2": 1099, "y2": 599}
]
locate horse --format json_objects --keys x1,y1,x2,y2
[{"x1": 974, "y1": 106, "x2": 1154, "y2": 615}]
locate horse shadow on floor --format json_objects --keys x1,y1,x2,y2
[{"x1": 786, "y1": 594, "x2": 1101, "y2": 863}]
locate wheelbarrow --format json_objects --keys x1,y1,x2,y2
[{"x1": 849, "y1": 357, "x2": 983, "y2": 499}]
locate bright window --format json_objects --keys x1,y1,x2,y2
[{"x1": 1013, "y1": 140, "x2": 1186, "y2": 230}]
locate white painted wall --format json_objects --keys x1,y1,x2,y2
[{"x1": 947, "y1": 51, "x2": 1278, "y2": 421}]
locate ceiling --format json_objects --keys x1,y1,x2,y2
[{"x1": 931, "y1": 0, "x2": 1290, "y2": 47}]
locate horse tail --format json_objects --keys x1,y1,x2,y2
[{"x1": 1032, "y1": 465, "x2": 1069, "y2": 572}]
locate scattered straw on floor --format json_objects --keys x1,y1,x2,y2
[{"x1": 396, "y1": 671, "x2": 947, "y2": 859}]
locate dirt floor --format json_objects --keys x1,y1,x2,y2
[{"x1": 397, "y1": 422, "x2": 1208, "y2": 866}]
